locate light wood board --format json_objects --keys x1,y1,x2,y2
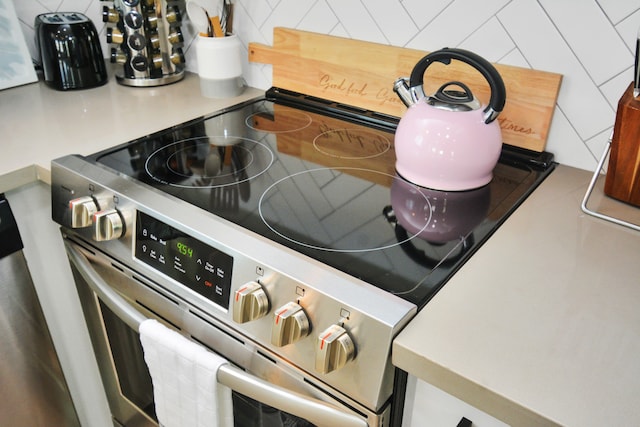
[{"x1": 249, "y1": 28, "x2": 563, "y2": 152}]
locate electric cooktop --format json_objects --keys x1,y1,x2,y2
[{"x1": 92, "y1": 88, "x2": 555, "y2": 309}]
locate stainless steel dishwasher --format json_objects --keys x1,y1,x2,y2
[{"x1": 0, "y1": 194, "x2": 79, "y2": 427}]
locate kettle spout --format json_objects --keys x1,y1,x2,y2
[
  {"x1": 393, "y1": 78, "x2": 423, "y2": 107},
  {"x1": 393, "y1": 78, "x2": 415, "y2": 107}
]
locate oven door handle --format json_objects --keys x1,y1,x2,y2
[{"x1": 65, "y1": 242, "x2": 369, "y2": 427}]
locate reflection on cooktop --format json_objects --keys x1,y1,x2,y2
[
  {"x1": 313, "y1": 128, "x2": 391, "y2": 160},
  {"x1": 144, "y1": 137, "x2": 274, "y2": 189},
  {"x1": 92, "y1": 97, "x2": 553, "y2": 308},
  {"x1": 259, "y1": 168, "x2": 430, "y2": 253}
]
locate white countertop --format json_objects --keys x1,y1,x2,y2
[
  {"x1": 0, "y1": 69, "x2": 263, "y2": 192},
  {"x1": 4, "y1": 70, "x2": 640, "y2": 427},
  {"x1": 393, "y1": 165, "x2": 640, "y2": 426}
]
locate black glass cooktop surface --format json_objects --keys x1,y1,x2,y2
[{"x1": 92, "y1": 90, "x2": 555, "y2": 309}]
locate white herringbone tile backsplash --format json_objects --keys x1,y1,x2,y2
[{"x1": 13, "y1": 0, "x2": 640, "y2": 172}]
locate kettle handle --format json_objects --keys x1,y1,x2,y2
[{"x1": 409, "y1": 48, "x2": 506, "y2": 124}]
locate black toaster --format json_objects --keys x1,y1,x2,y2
[{"x1": 35, "y1": 12, "x2": 108, "y2": 90}]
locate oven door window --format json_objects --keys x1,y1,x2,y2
[
  {"x1": 233, "y1": 393, "x2": 315, "y2": 427},
  {"x1": 100, "y1": 301, "x2": 317, "y2": 427},
  {"x1": 101, "y1": 300, "x2": 156, "y2": 421}
]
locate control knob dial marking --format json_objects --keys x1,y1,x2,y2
[
  {"x1": 315, "y1": 324, "x2": 356, "y2": 374},
  {"x1": 232, "y1": 281, "x2": 269, "y2": 323},
  {"x1": 271, "y1": 302, "x2": 310, "y2": 347},
  {"x1": 93, "y1": 209, "x2": 125, "y2": 241},
  {"x1": 69, "y1": 196, "x2": 99, "y2": 228}
]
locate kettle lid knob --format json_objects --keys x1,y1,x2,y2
[{"x1": 429, "y1": 81, "x2": 481, "y2": 112}]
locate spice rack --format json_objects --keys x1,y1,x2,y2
[{"x1": 102, "y1": 0, "x2": 185, "y2": 86}]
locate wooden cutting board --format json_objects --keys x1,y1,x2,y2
[{"x1": 248, "y1": 28, "x2": 563, "y2": 152}]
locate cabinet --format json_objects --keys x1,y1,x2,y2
[{"x1": 402, "y1": 375, "x2": 509, "y2": 427}]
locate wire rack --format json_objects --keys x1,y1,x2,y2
[{"x1": 581, "y1": 132, "x2": 640, "y2": 232}]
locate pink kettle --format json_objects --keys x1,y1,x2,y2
[{"x1": 393, "y1": 48, "x2": 506, "y2": 191}]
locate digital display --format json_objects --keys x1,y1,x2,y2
[
  {"x1": 176, "y1": 242, "x2": 193, "y2": 258},
  {"x1": 134, "y1": 212, "x2": 234, "y2": 310}
]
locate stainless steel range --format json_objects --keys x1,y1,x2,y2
[{"x1": 51, "y1": 88, "x2": 555, "y2": 427}]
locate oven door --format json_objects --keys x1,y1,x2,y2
[{"x1": 64, "y1": 238, "x2": 376, "y2": 427}]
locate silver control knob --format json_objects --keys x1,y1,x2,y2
[
  {"x1": 271, "y1": 302, "x2": 310, "y2": 347},
  {"x1": 93, "y1": 209, "x2": 125, "y2": 241},
  {"x1": 232, "y1": 281, "x2": 269, "y2": 324},
  {"x1": 315, "y1": 324, "x2": 356, "y2": 374},
  {"x1": 69, "y1": 196, "x2": 99, "y2": 228}
]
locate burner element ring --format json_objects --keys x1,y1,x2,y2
[{"x1": 258, "y1": 167, "x2": 432, "y2": 253}]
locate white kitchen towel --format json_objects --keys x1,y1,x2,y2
[{"x1": 139, "y1": 319, "x2": 234, "y2": 427}]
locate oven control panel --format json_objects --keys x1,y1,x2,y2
[
  {"x1": 135, "y1": 212, "x2": 357, "y2": 373},
  {"x1": 134, "y1": 212, "x2": 233, "y2": 310},
  {"x1": 232, "y1": 282, "x2": 353, "y2": 373}
]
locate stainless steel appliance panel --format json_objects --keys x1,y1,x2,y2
[
  {"x1": 65, "y1": 237, "x2": 385, "y2": 426},
  {"x1": 0, "y1": 195, "x2": 79, "y2": 427},
  {"x1": 52, "y1": 154, "x2": 416, "y2": 415}
]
